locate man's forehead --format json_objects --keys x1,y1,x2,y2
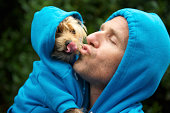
[
  {"x1": 108, "y1": 16, "x2": 127, "y2": 26},
  {"x1": 101, "y1": 16, "x2": 128, "y2": 30}
]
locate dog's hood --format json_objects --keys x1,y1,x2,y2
[
  {"x1": 31, "y1": 6, "x2": 83, "y2": 77},
  {"x1": 90, "y1": 8, "x2": 170, "y2": 113},
  {"x1": 29, "y1": 7, "x2": 89, "y2": 112}
]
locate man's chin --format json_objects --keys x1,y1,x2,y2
[
  {"x1": 73, "y1": 55, "x2": 86, "y2": 72},
  {"x1": 73, "y1": 61, "x2": 81, "y2": 75}
]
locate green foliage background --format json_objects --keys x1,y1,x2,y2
[{"x1": 0, "y1": 0, "x2": 170, "y2": 112}]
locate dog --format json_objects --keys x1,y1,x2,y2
[
  {"x1": 51, "y1": 16, "x2": 87, "y2": 113},
  {"x1": 52, "y1": 16, "x2": 87, "y2": 64}
]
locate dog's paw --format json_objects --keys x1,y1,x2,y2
[{"x1": 65, "y1": 108, "x2": 83, "y2": 113}]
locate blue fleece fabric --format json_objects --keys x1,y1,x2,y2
[
  {"x1": 89, "y1": 9, "x2": 170, "y2": 113},
  {"x1": 8, "y1": 6, "x2": 89, "y2": 113}
]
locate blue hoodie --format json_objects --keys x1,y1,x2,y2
[
  {"x1": 8, "y1": 6, "x2": 89, "y2": 113},
  {"x1": 89, "y1": 9, "x2": 170, "y2": 113}
]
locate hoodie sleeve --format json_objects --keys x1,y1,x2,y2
[
  {"x1": 37, "y1": 71, "x2": 79, "y2": 113},
  {"x1": 38, "y1": 72, "x2": 78, "y2": 113}
]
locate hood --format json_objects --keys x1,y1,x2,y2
[
  {"x1": 31, "y1": 6, "x2": 83, "y2": 78},
  {"x1": 90, "y1": 8, "x2": 170, "y2": 113}
]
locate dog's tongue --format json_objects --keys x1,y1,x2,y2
[{"x1": 65, "y1": 42, "x2": 77, "y2": 53}]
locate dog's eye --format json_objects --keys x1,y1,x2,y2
[{"x1": 71, "y1": 29, "x2": 76, "y2": 34}]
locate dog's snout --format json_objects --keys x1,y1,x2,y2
[{"x1": 65, "y1": 40, "x2": 72, "y2": 46}]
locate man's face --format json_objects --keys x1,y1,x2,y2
[{"x1": 73, "y1": 16, "x2": 129, "y2": 87}]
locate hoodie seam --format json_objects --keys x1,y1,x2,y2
[{"x1": 119, "y1": 9, "x2": 138, "y2": 83}]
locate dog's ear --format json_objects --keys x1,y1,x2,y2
[
  {"x1": 56, "y1": 23, "x2": 63, "y2": 33},
  {"x1": 55, "y1": 22, "x2": 64, "y2": 38},
  {"x1": 55, "y1": 28, "x2": 61, "y2": 38}
]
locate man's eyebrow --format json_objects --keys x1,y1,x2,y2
[
  {"x1": 101, "y1": 24, "x2": 117, "y2": 35},
  {"x1": 110, "y1": 27, "x2": 119, "y2": 38},
  {"x1": 100, "y1": 23, "x2": 120, "y2": 41}
]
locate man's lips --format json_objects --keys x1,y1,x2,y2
[{"x1": 80, "y1": 44, "x2": 90, "y2": 55}]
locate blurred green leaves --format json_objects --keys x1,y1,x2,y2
[{"x1": 0, "y1": 0, "x2": 169, "y2": 113}]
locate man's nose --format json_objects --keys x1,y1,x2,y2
[{"x1": 86, "y1": 31, "x2": 102, "y2": 48}]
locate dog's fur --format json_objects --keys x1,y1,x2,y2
[
  {"x1": 51, "y1": 16, "x2": 87, "y2": 113},
  {"x1": 52, "y1": 16, "x2": 87, "y2": 63},
  {"x1": 65, "y1": 108, "x2": 84, "y2": 113}
]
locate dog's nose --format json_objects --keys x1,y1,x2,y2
[
  {"x1": 65, "y1": 41, "x2": 77, "y2": 53},
  {"x1": 65, "y1": 40, "x2": 72, "y2": 46}
]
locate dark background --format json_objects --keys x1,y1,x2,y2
[{"x1": 0, "y1": 0, "x2": 170, "y2": 113}]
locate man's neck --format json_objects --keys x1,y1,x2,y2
[{"x1": 89, "y1": 84, "x2": 104, "y2": 109}]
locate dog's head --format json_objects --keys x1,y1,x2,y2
[{"x1": 52, "y1": 16, "x2": 87, "y2": 63}]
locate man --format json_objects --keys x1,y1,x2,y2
[{"x1": 73, "y1": 8, "x2": 170, "y2": 112}]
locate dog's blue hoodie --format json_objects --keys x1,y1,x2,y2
[
  {"x1": 8, "y1": 6, "x2": 88, "y2": 113},
  {"x1": 89, "y1": 9, "x2": 170, "y2": 113}
]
